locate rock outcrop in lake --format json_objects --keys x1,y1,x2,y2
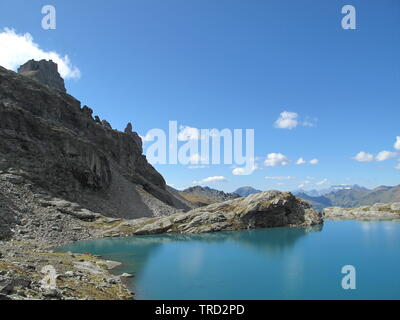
[
  {"x1": 102, "y1": 191, "x2": 324, "y2": 237},
  {"x1": 324, "y1": 202, "x2": 400, "y2": 220}
]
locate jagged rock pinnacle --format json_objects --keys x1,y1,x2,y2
[{"x1": 17, "y1": 59, "x2": 66, "y2": 93}]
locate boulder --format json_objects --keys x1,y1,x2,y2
[{"x1": 129, "y1": 191, "x2": 323, "y2": 235}]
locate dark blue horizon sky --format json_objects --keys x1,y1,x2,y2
[{"x1": 1, "y1": 0, "x2": 399, "y2": 192}]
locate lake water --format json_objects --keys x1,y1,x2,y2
[{"x1": 58, "y1": 220, "x2": 400, "y2": 300}]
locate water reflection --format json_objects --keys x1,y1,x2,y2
[
  {"x1": 359, "y1": 219, "x2": 400, "y2": 247},
  {"x1": 57, "y1": 221, "x2": 400, "y2": 300},
  {"x1": 59, "y1": 224, "x2": 323, "y2": 274}
]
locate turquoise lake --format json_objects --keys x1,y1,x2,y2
[{"x1": 58, "y1": 220, "x2": 400, "y2": 300}]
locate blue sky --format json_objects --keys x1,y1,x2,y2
[{"x1": 1, "y1": 0, "x2": 399, "y2": 192}]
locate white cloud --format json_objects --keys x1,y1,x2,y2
[
  {"x1": 264, "y1": 153, "x2": 290, "y2": 167},
  {"x1": 375, "y1": 150, "x2": 397, "y2": 162},
  {"x1": 232, "y1": 164, "x2": 258, "y2": 176},
  {"x1": 309, "y1": 159, "x2": 319, "y2": 165},
  {"x1": 0, "y1": 28, "x2": 80, "y2": 79},
  {"x1": 274, "y1": 111, "x2": 299, "y2": 130},
  {"x1": 274, "y1": 112, "x2": 317, "y2": 130},
  {"x1": 192, "y1": 176, "x2": 227, "y2": 185},
  {"x1": 396, "y1": 163, "x2": 400, "y2": 170},
  {"x1": 178, "y1": 126, "x2": 200, "y2": 141},
  {"x1": 316, "y1": 178, "x2": 328, "y2": 186},
  {"x1": 232, "y1": 168, "x2": 248, "y2": 175},
  {"x1": 394, "y1": 137, "x2": 400, "y2": 150},
  {"x1": 265, "y1": 176, "x2": 295, "y2": 180},
  {"x1": 353, "y1": 152, "x2": 374, "y2": 162},
  {"x1": 296, "y1": 158, "x2": 307, "y2": 165}
]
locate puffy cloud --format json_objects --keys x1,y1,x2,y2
[
  {"x1": 0, "y1": 28, "x2": 80, "y2": 79},
  {"x1": 192, "y1": 176, "x2": 227, "y2": 185},
  {"x1": 264, "y1": 153, "x2": 290, "y2": 167},
  {"x1": 274, "y1": 112, "x2": 317, "y2": 130},
  {"x1": 178, "y1": 126, "x2": 200, "y2": 141},
  {"x1": 232, "y1": 164, "x2": 258, "y2": 176},
  {"x1": 375, "y1": 151, "x2": 397, "y2": 162},
  {"x1": 309, "y1": 159, "x2": 319, "y2": 165},
  {"x1": 274, "y1": 112, "x2": 299, "y2": 130},
  {"x1": 232, "y1": 168, "x2": 248, "y2": 175},
  {"x1": 296, "y1": 158, "x2": 307, "y2": 165},
  {"x1": 394, "y1": 137, "x2": 400, "y2": 150},
  {"x1": 265, "y1": 176, "x2": 295, "y2": 180},
  {"x1": 353, "y1": 152, "x2": 374, "y2": 162}
]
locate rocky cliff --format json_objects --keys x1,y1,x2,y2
[
  {"x1": 0, "y1": 63, "x2": 190, "y2": 242},
  {"x1": 18, "y1": 60, "x2": 66, "y2": 93}
]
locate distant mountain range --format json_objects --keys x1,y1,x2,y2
[
  {"x1": 178, "y1": 184, "x2": 400, "y2": 211},
  {"x1": 179, "y1": 186, "x2": 240, "y2": 207},
  {"x1": 233, "y1": 186, "x2": 262, "y2": 197},
  {"x1": 293, "y1": 185, "x2": 367, "y2": 197},
  {"x1": 294, "y1": 185, "x2": 400, "y2": 210}
]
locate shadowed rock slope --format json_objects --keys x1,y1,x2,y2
[{"x1": 0, "y1": 65, "x2": 190, "y2": 230}]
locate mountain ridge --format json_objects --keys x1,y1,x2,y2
[{"x1": 296, "y1": 185, "x2": 400, "y2": 209}]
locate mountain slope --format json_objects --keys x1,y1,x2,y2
[
  {"x1": 0, "y1": 64, "x2": 190, "y2": 225},
  {"x1": 180, "y1": 186, "x2": 239, "y2": 206}
]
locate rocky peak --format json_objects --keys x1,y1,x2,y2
[
  {"x1": 182, "y1": 186, "x2": 240, "y2": 202},
  {"x1": 0, "y1": 65, "x2": 190, "y2": 221},
  {"x1": 17, "y1": 59, "x2": 66, "y2": 93}
]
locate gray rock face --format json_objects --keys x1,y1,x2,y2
[
  {"x1": 324, "y1": 203, "x2": 400, "y2": 220},
  {"x1": 112, "y1": 191, "x2": 324, "y2": 236},
  {"x1": 17, "y1": 60, "x2": 66, "y2": 93},
  {"x1": 0, "y1": 65, "x2": 190, "y2": 231}
]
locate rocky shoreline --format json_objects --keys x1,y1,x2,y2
[
  {"x1": 323, "y1": 202, "x2": 400, "y2": 221},
  {"x1": 0, "y1": 240, "x2": 133, "y2": 300},
  {"x1": 0, "y1": 171, "x2": 323, "y2": 300}
]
